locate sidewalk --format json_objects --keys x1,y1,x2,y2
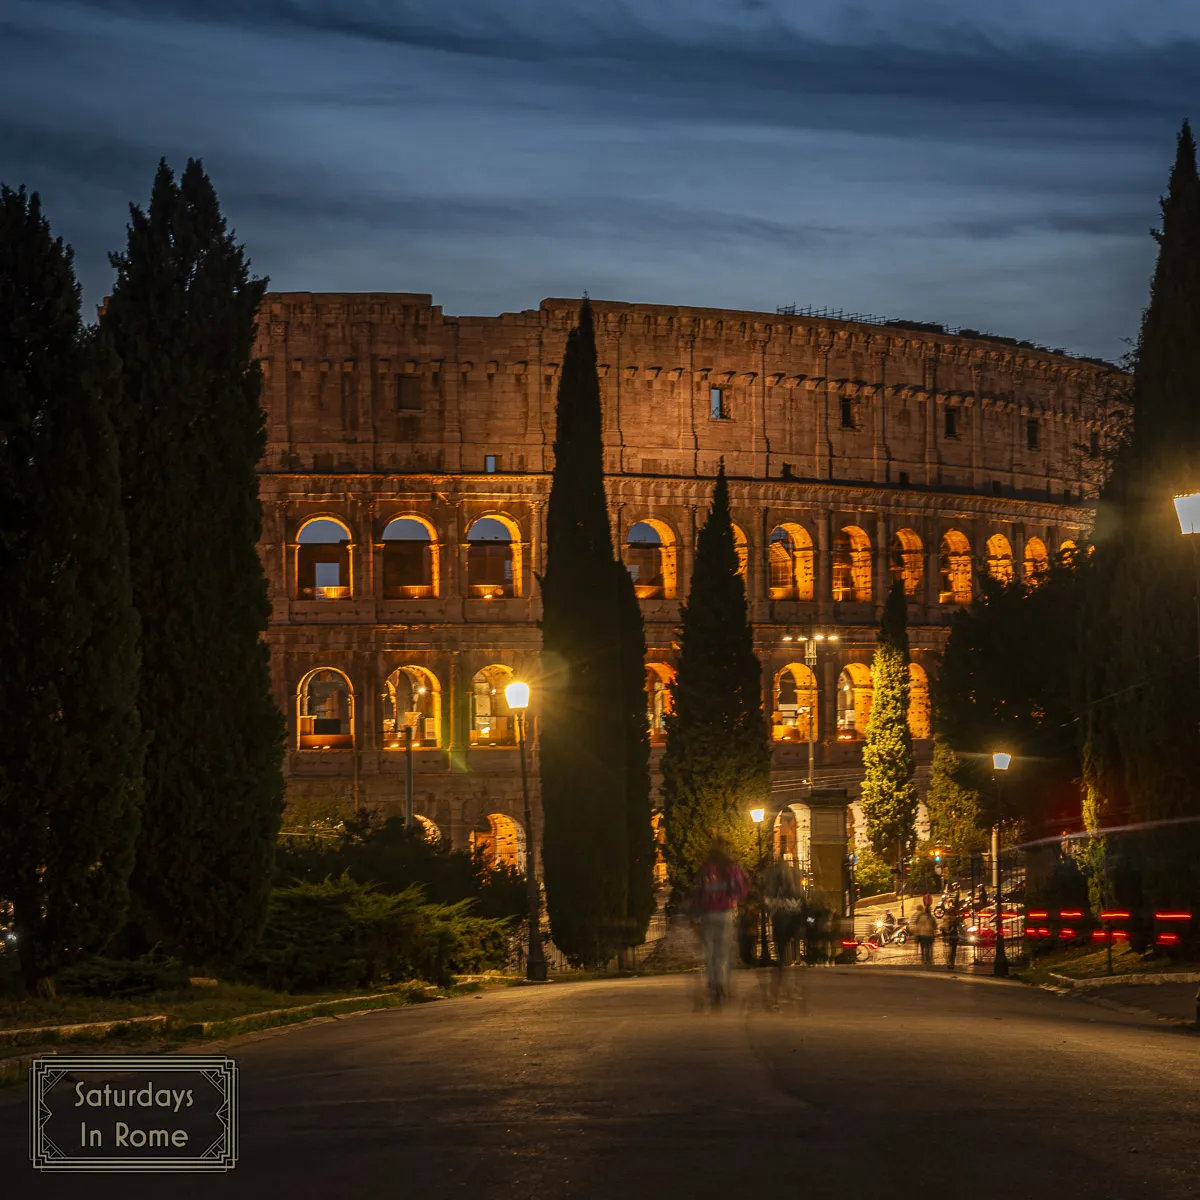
[{"x1": 1072, "y1": 980, "x2": 1198, "y2": 1025}]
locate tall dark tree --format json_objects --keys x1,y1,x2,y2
[
  {"x1": 859, "y1": 581, "x2": 918, "y2": 864},
  {"x1": 1078, "y1": 120, "x2": 1200, "y2": 936},
  {"x1": 103, "y1": 160, "x2": 285, "y2": 966},
  {"x1": 0, "y1": 186, "x2": 144, "y2": 989},
  {"x1": 538, "y1": 299, "x2": 634, "y2": 965},
  {"x1": 661, "y1": 462, "x2": 770, "y2": 891}
]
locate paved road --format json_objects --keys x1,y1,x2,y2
[{"x1": 2, "y1": 968, "x2": 1197, "y2": 1200}]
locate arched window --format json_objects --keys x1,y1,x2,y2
[
  {"x1": 651, "y1": 812, "x2": 668, "y2": 886},
  {"x1": 412, "y1": 814, "x2": 441, "y2": 844},
  {"x1": 1058, "y1": 538, "x2": 1078, "y2": 566},
  {"x1": 466, "y1": 517, "x2": 517, "y2": 599},
  {"x1": 625, "y1": 520, "x2": 677, "y2": 599},
  {"x1": 836, "y1": 662, "x2": 873, "y2": 739},
  {"x1": 645, "y1": 663, "x2": 675, "y2": 743},
  {"x1": 731, "y1": 524, "x2": 749, "y2": 582},
  {"x1": 470, "y1": 664, "x2": 517, "y2": 746},
  {"x1": 986, "y1": 534, "x2": 1014, "y2": 585},
  {"x1": 297, "y1": 518, "x2": 352, "y2": 600},
  {"x1": 772, "y1": 663, "x2": 818, "y2": 742},
  {"x1": 381, "y1": 665, "x2": 441, "y2": 749},
  {"x1": 889, "y1": 529, "x2": 924, "y2": 599},
  {"x1": 767, "y1": 523, "x2": 815, "y2": 600},
  {"x1": 469, "y1": 813, "x2": 526, "y2": 872},
  {"x1": 1024, "y1": 536, "x2": 1049, "y2": 585},
  {"x1": 908, "y1": 662, "x2": 931, "y2": 739},
  {"x1": 297, "y1": 668, "x2": 354, "y2": 750},
  {"x1": 938, "y1": 530, "x2": 973, "y2": 605},
  {"x1": 382, "y1": 517, "x2": 437, "y2": 599},
  {"x1": 833, "y1": 525, "x2": 872, "y2": 603}
]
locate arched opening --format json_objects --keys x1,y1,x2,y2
[
  {"x1": 985, "y1": 534, "x2": 1013, "y2": 585},
  {"x1": 297, "y1": 518, "x2": 352, "y2": 600},
  {"x1": 767, "y1": 523, "x2": 815, "y2": 600},
  {"x1": 381, "y1": 665, "x2": 441, "y2": 749},
  {"x1": 908, "y1": 662, "x2": 931, "y2": 739},
  {"x1": 889, "y1": 529, "x2": 924, "y2": 599},
  {"x1": 836, "y1": 662, "x2": 873, "y2": 740},
  {"x1": 1024, "y1": 536, "x2": 1049, "y2": 585},
  {"x1": 382, "y1": 516, "x2": 438, "y2": 599},
  {"x1": 645, "y1": 663, "x2": 675, "y2": 744},
  {"x1": 651, "y1": 811, "x2": 668, "y2": 886},
  {"x1": 938, "y1": 530, "x2": 973, "y2": 605},
  {"x1": 466, "y1": 517, "x2": 517, "y2": 599},
  {"x1": 470, "y1": 664, "x2": 518, "y2": 746},
  {"x1": 297, "y1": 668, "x2": 354, "y2": 750},
  {"x1": 773, "y1": 803, "x2": 812, "y2": 871},
  {"x1": 625, "y1": 519, "x2": 677, "y2": 599},
  {"x1": 412, "y1": 814, "x2": 441, "y2": 844},
  {"x1": 832, "y1": 525, "x2": 872, "y2": 603},
  {"x1": 772, "y1": 663, "x2": 818, "y2": 742},
  {"x1": 731, "y1": 523, "x2": 749, "y2": 582},
  {"x1": 469, "y1": 812, "x2": 526, "y2": 873},
  {"x1": 1058, "y1": 538, "x2": 1078, "y2": 566}
]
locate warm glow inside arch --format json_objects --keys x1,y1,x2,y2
[
  {"x1": 908, "y1": 662, "x2": 931, "y2": 739},
  {"x1": 645, "y1": 662, "x2": 675, "y2": 743},
  {"x1": 939, "y1": 530, "x2": 973, "y2": 605},
  {"x1": 837, "y1": 662, "x2": 873, "y2": 739},
  {"x1": 625, "y1": 519, "x2": 678, "y2": 599},
  {"x1": 470, "y1": 812, "x2": 526, "y2": 872},
  {"x1": 731, "y1": 523, "x2": 749, "y2": 582},
  {"x1": 768, "y1": 523, "x2": 815, "y2": 600},
  {"x1": 772, "y1": 662, "x2": 818, "y2": 742},
  {"x1": 466, "y1": 515, "x2": 521, "y2": 599},
  {"x1": 297, "y1": 667, "x2": 354, "y2": 750},
  {"x1": 382, "y1": 515, "x2": 439, "y2": 599},
  {"x1": 296, "y1": 517, "x2": 353, "y2": 600},
  {"x1": 470, "y1": 664, "x2": 518, "y2": 746},
  {"x1": 833, "y1": 525, "x2": 872, "y2": 602},
  {"x1": 1024, "y1": 536, "x2": 1049, "y2": 585},
  {"x1": 985, "y1": 534, "x2": 1014, "y2": 585},
  {"x1": 381, "y1": 665, "x2": 441, "y2": 749},
  {"x1": 889, "y1": 528, "x2": 924, "y2": 598}
]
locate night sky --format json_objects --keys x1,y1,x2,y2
[{"x1": 4, "y1": 1, "x2": 1200, "y2": 362}]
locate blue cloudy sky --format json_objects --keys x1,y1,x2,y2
[{"x1": 3, "y1": 0, "x2": 1200, "y2": 361}]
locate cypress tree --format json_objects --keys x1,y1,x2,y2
[
  {"x1": 859, "y1": 581, "x2": 918, "y2": 865},
  {"x1": 924, "y1": 737, "x2": 985, "y2": 858},
  {"x1": 615, "y1": 560, "x2": 656, "y2": 947},
  {"x1": 539, "y1": 298, "x2": 630, "y2": 965},
  {"x1": 102, "y1": 160, "x2": 285, "y2": 966},
  {"x1": 0, "y1": 186, "x2": 144, "y2": 989},
  {"x1": 661, "y1": 461, "x2": 770, "y2": 892},
  {"x1": 1078, "y1": 121, "x2": 1200, "y2": 932}
]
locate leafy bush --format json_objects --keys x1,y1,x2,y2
[
  {"x1": 276, "y1": 815, "x2": 526, "y2": 921},
  {"x1": 54, "y1": 954, "x2": 189, "y2": 998},
  {"x1": 244, "y1": 874, "x2": 511, "y2": 993},
  {"x1": 853, "y1": 848, "x2": 895, "y2": 898}
]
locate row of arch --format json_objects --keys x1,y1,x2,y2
[
  {"x1": 294, "y1": 515, "x2": 1077, "y2": 606},
  {"x1": 296, "y1": 658, "x2": 933, "y2": 752}
]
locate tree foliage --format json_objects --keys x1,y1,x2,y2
[
  {"x1": 661, "y1": 462, "x2": 770, "y2": 892},
  {"x1": 539, "y1": 299, "x2": 650, "y2": 964},
  {"x1": 859, "y1": 582, "x2": 918, "y2": 864},
  {"x1": 103, "y1": 160, "x2": 284, "y2": 967},
  {"x1": 924, "y1": 738, "x2": 986, "y2": 857},
  {"x1": 0, "y1": 186, "x2": 145, "y2": 989}
]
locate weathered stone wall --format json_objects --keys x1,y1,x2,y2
[{"x1": 255, "y1": 292, "x2": 1119, "y2": 854}]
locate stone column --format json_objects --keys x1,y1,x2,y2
[
  {"x1": 816, "y1": 508, "x2": 831, "y2": 618},
  {"x1": 874, "y1": 511, "x2": 889, "y2": 610}
]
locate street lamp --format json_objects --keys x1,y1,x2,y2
[
  {"x1": 991, "y1": 751, "x2": 1011, "y2": 978},
  {"x1": 750, "y1": 807, "x2": 771, "y2": 966},
  {"x1": 1173, "y1": 493, "x2": 1200, "y2": 701},
  {"x1": 504, "y1": 680, "x2": 546, "y2": 982}
]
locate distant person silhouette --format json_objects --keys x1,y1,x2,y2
[{"x1": 689, "y1": 839, "x2": 749, "y2": 1007}]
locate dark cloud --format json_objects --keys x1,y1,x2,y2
[{"x1": 3, "y1": 0, "x2": 1197, "y2": 357}]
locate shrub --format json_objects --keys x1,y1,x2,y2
[
  {"x1": 853, "y1": 848, "x2": 895, "y2": 899},
  {"x1": 54, "y1": 954, "x2": 188, "y2": 998},
  {"x1": 244, "y1": 874, "x2": 511, "y2": 993}
]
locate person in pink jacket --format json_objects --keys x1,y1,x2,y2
[{"x1": 690, "y1": 839, "x2": 750, "y2": 1006}]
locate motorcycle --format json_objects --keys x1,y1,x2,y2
[{"x1": 871, "y1": 917, "x2": 909, "y2": 946}]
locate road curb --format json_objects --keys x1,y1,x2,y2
[{"x1": 1047, "y1": 970, "x2": 1200, "y2": 990}]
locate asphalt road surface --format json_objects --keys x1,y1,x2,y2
[{"x1": 2, "y1": 967, "x2": 1197, "y2": 1200}]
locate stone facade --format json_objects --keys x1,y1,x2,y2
[{"x1": 254, "y1": 292, "x2": 1121, "y2": 858}]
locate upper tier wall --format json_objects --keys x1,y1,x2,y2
[{"x1": 254, "y1": 292, "x2": 1124, "y2": 499}]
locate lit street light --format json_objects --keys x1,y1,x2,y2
[
  {"x1": 750, "y1": 807, "x2": 771, "y2": 967},
  {"x1": 991, "y1": 751, "x2": 1011, "y2": 978},
  {"x1": 1173, "y1": 492, "x2": 1200, "y2": 701},
  {"x1": 504, "y1": 680, "x2": 546, "y2": 982},
  {"x1": 796, "y1": 630, "x2": 839, "y2": 786}
]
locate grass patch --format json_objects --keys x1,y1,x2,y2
[{"x1": 1015, "y1": 943, "x2": 1200, "y2": 987}]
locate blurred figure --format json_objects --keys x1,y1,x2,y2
[
  {"x1": 689, "y1": 839, "x2": 749, "y2": 1007},
  {"x1": 914, "y1": 901, "x2": 937, "y2": 966},
  {"x1": 942, "y1": 902, "x2": 963, "y2": 971},
  {"x1": 760, "y1": 858, "x2": 805, "y2": 1007}
]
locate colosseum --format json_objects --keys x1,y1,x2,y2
[{"x1": 253, "y1": 291, "x2": 1121, "y2": 871}]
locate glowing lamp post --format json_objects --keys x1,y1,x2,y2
[
  {"x1": 750, "y1": 807, "x2": 771, "y2": 966},
  {"x1": 1174, "y1": 493, "x2": 1200, "y2": 699},
  {"x1": 505, "y1": 681, "x2": 546, "y2": 982},
  {"x1": 991, "y1": 751, "x2": 1011, "y2": 978}
]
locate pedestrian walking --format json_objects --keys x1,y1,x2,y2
[
  {"x1": 759, "y1": 859, "x2": 805, "y2": 1007},
  {"x1": 914, "y1": 902, "x2": 937, "y2": 966},
  {"x1": 689, "y1": 839, "x2": 750, "y2": 1007},
  {"x1": 942, "y1": 903, "x2": 963, "y2": 971}
]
